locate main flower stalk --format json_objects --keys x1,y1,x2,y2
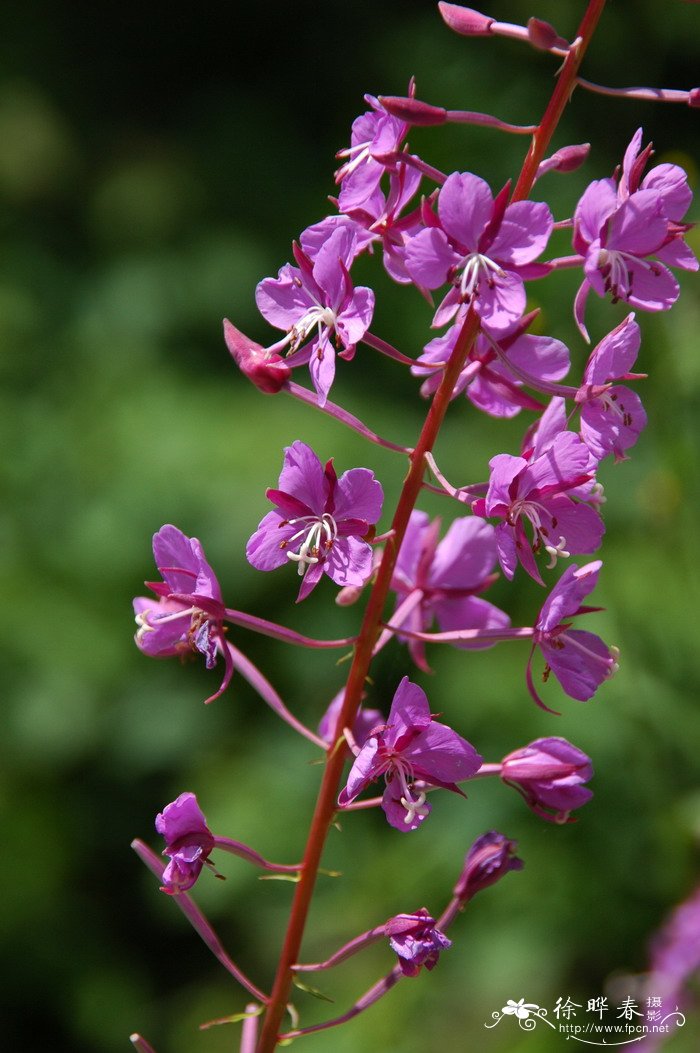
[{"x1": 255, "y1": 5, "x2": 608, "y2": 1049}]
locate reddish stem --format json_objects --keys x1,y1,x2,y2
[{"x1": 256, "y1": 4, "x2": 607, "y2": 1048}]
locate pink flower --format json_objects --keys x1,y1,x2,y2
[
  {"x1": 573, "y1": 129, "x2": 697, "y2": 337},
  {"x1": 134, "y1": 525, "x2": 233, "y2": 703},
  {"x1": 338, "y1": 677, "x2": 482, "y2": 831},
  {"x1": 404, "y1": 172, "x2": 552, "y2": 329},
  {"x1": 385, "y1": 909, "x2": 451, "y2": 976},
  {"x1": 500, "y1": 737, "x2": 594, "y2": 822},
  {"x1": 246, "y1": 440, "x2": 383, "y2": 602}
]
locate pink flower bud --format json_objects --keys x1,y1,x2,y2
[
  {"x1": 379, "y1": 95, "x2": 447, "y2": 126},
  {"x1": 438, "y1": 2, "x2": 494, "y2": 37},
  {"x1": 689, "y1": 88, "x2": 700, "y2": 108},
  {"x1": 453, "y1": 831, "x2": 523, "y2": 901},
  {"x1": 527, "y1": 17, "x2": 568, "y2": 52},
  {"x1": 223, "y1": 318, "x2": 290, "y2": 394}
]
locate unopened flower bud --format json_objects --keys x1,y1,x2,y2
[
  {"x1": 454, "y1": 831, "x2": 523, "y2": 902},
  {"x1": 501, "y1": 737, "x2": 593, "y2": 823},
  {"x1": 689, "y1": 88, "x2": 700, "y2": 108},
  {"x1": 438, "y1": 2, "x2": 494, "y2": 37},
  {"x1": 527, "y1": 17, "x2": 569, "y2": 52},
  {"x1": 379, "y1": 95, "x2": 447, "y2": 126},
  {"x1": 223, "y1": 318, "x2": 290, "y2": 394}
]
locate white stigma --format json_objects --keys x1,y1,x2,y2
[{"x1": 285, "y1": 513, "x2": 339, "y2": 575}]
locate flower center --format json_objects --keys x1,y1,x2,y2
[
  {"x1": 508, "y1": 498, "x2": 570, "y2": 569},
  {"x1": 454, "y1": 252, "x2": 504, "y2": 302},
  {"x1": 597, "y1": 248, "x2": 657, "y2": 303},
  {"x1": 390, "y1": 757, "x2": 431, "y2": 826},
  {"x1": 289, "y1": 305, "x2": 338, "y2": 353},
  {"x1": 284, "y1": 512, "x2": 339, "y2": 575}
]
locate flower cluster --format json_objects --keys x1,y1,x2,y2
[{"x1": 129, "y1": 5, "x2": 696, "y2": 1051}]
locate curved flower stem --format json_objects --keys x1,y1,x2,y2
[
  {"x1": 224, "y1": 608, "x2": 356, "y2": 649},
  {"x1": 293, "y1": 924, "x2": 387, "y2": 972},
  {"x1": 361, "y1": 330, "x2": 418, "y2": 366},
  {"x1": 226, "y1": 642, "x2": 328, "y2": 750},
  {"x1": 278, "y1": 965, "x2": 404, "y2": 1040},
  {"x1": 284, "y1": 380, "x2": 411, "y2": 454},
  {"x1": 213, "y1": 837, "x2": 302, "y2": 874},
  {"x1": 132, "y1": 839, "x2": 268, "y2": 1003},
  {"x1": 576, "y1": 77, "x2": 696, "y2": 105}
]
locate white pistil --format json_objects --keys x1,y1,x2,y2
[
  {"x1": 545, "y1": 536, "x2": 571, "y2": 569},
  {"x1": 134, "y1": 605, "x2": 195, "y2": 642},
  {"x1": 285, "y1": 513, "x2": 338, "y2": 576},
  {"x1": 510, "y1": 498, "x2": 569, "y2": 567},
  {"x1": 458, "y1": 252, "x2": 504, "y2": 300},
  {"x1": 400, "y1": 789, "x2": 430, "y2": 825}
]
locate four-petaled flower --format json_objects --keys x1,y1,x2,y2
[
  {"x1": 156, "y1": 792, "x2": 216, "y2": 895},
  {"x1": 246, "y1": 440, "x2": 383, "y2": 602},
  {"x1": 385, "y1": 908, "x2": 451, "y2": 976},
  {"x1": 335, "y1": 93, "x2": 410, "y2": 212},
  {"x1": 529, "y1": 560, "x2": 619, "y2": 708},
  {"x1": 133, "y1": 525, "x2": 233, "y2": 703},
  {"x1": 256, "y1": 227, "x2": 374, "y2": 405},
  {"x1": 338, "y1": 677, "x2": 482, "y2": 830},
  {"x1": 501, "y1": 737, "x2": 594, "y2": 823},
  {"x1": 405, "y1": 171, "x2": 552, "y2": 329},
  {"x1": 474, "y1": 431, "x2": 604, "y2": 583},
  {"x1": 390, "y1": 510, "x2": 509, "y2": 671},
  {"x1": 572, "y1": 127, "x2": 697, "y2": 338}
]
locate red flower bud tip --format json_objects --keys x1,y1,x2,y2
[
  {"x1": 223, "y1": 318, "x2": 290, "y2": 394},
  {"x1": 527, "y1": 17, "x2": 569, "y2": 52},
  {"x1": 378, "y1": 95, "x2": 447, "y2": 126},
  {"x1": 437, "y1": 2, "x2": 494, "y2": 37},
  {"x1": 689, "y1": 88, "x2": 700, "y2": 108}
]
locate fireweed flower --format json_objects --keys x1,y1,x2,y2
[
  {"x1": 404, "y1": 171, "x2": 553, "y2": 329},
  {"x1": 317, "y1": 688, "x2": 384, "y2": 750},
  {"x1": 385, "y1": 909, "x2": 451, "y2": 976},
  {"x1": 338, "y1": 677, "x2": 482, "y2": 831},
  {"x1": 335, "y1": 93, "x2": 410, "y2": 212},
  {"x1": 576, "y1": 314, "x2": 647, "y2": 462},
  {"x1": 246, "y1": 440, "x2": 383, "y2": 602},
  {"x1": 413, "y1": 314, "x2": 570, "y2": 416},
  {"x1": 155, "y1": 792, "x2": 217, "y2": 895},
  {"x1": 390, "y1": 510, "x2": 510, "y2": 671},
  {"x1": 573, "y1": 128, "x2": 697, "y2": 337},
  {"x1": 255, "y1": 227, "x2": 375, "y2": 405},
  {"x1": 529, "y1": 560, "x2": 618, "y2": 707},
  {"x1": 474, "y1": 431, "x2": 604, "y2": 583},
  {"x1": 500, "y1": 737, "x2": 594, "y2": 823},
  {"x1": 133, "y1": 525, "x2": 233, "y2": 703}
]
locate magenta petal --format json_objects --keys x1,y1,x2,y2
[
  {"x1": 584, "y1": 315, "x2": 640, "y2": 383},
  {"x1": 156, "y1": 791, "x2": 210, "y2": 843},
  {"x1": 382, "y1": 782, "x2": 431, "y2": 831},
  {"x1": 429, "y1": 517, "x2": 497, "y2": 590},
  {"x1": 489, "y1": 200, "x2": 553, "y2": 265},
  {"x1": 608, "y1": 191, "x2": 667, "y2": 255},
  {"x1": 255, "y1": 265, "x2": 312, "y2": 330},
  {"x1": 573, "y1": 178, "x2": 617, "y2": 248},
  {"x1": 542, "y1": 627, "x2": 614, "y2": 701},
  {"x1": 625, "y1": 258, "x2": 679, "y2": 311},
  {"x1": 438, "y1": 172, "x2": 493, "y2": 249},
  {"x1": 393, "y1": 511, "x2": 430, "y2": 589},
  {"x1": 277, "y1": 441, "x2": 329, "y2": 513},
  {"x1": 152, "y1": 525, "x2": 201, "y2": 594},
  {"x1": 325, "y1": 536, "x2": 373, "y2": 588},
  {"x1": 405, "y1": 226, "x2": 459, "y2": 289},
  {"x1": 339, "y1": 735, "x2": 383, "y2": 804},
  {"x1": 246, "y1": 510, "x2": 296, "y2": 571},
  {"x1": 476, "y1": 269, "x2": 526, "y2": 329},
  {"x1": 642, "y1": 162, "x2": 693, "y2": 222},
  {"x1": 309, "y1": 342, "x2": 337, "y2": 405},
  {"x1": 337, "y1": 286, "x2": 375, "y2": 346},
  {"x1": 312, "y1": 227, "x2": 356, "y2": 306},
  {"x1": 537, "y1": 561, "x2": 602, "y2": 633},
  {"x1": 495, "y1": 521, "x2": 518, "y2": 581},
  {"x1": 385, "y1": 677, "x2": 432, "y2": 744},
  {"x1": 404, "y1": 720, "x2": 482, "y2": 785},
  {"x1": 581, "y1": 385, "x2": 647, "y2": 460},
  {"x1": 655, "y1": 238, "x2": 699, "y2": 272},
  {"x1": 334, "y1": 467, "x2": 383, "y2": 525}
]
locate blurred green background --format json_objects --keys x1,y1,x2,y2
[{"x1": 2, "y1": 1, "x2": 700, "y2": 1051}]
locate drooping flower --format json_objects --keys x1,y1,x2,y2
[
  {"x1": 576, "y1": 314, "x2": 647, "y2": 461},
  {"x1": 404, "y1": 171, "x2": 552, "y2": 329},
  {"x1": 133, "y1": 525, "x2": 233, "y2": 703},
  {"x1": 529, "y1": 560, "x2": 618, "y2": 707},
  {"x1": 385, "y1": 909, "x2": 451, "y2": 976},
  {"x1": 246, "y1": 440, "x2": 383, "y2": 602},
  {"x1": 390, "y1": 510, "x2": 510, "y2": 671},
  {"x1": 500, "y1": 736, "x2": 594, "y2": 822},
  {"x1": 155, "y1": 792, "x2": 216, "y2": 895},
  {"x1": 474, "y1": 431, "x2": 604, "y2": 583},
  {"x1": 572, "y1": 128, "x2": 697, "y2": 338},
  {"x1": 255, "y1": 227, "x2": 375, "y2": 405},
  {"x1": 338, "y1": 677, "x2": 482, "y2": 831},
  {"x1": 453, "y1": 831, "x2": 523, "y2": 902},
  {"x1": 413, "y1": 313, "x2": 569, "y2": 416}
]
